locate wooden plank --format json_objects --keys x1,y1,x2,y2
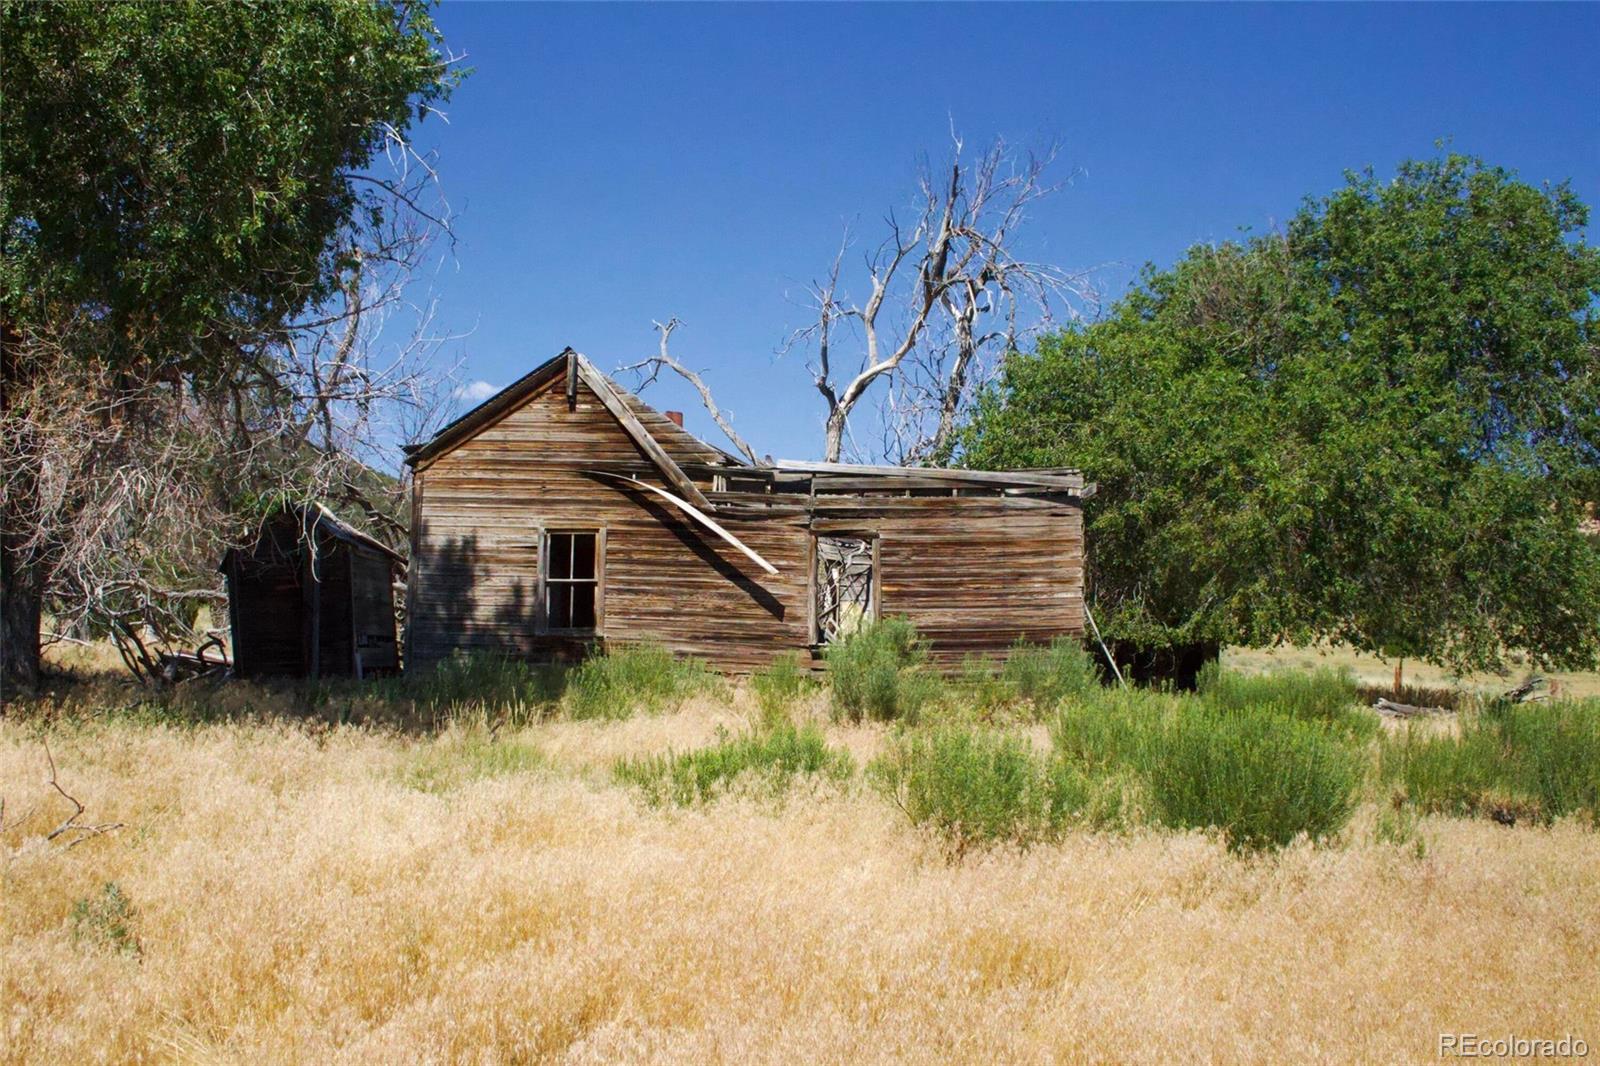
[
  {"x1": 774, "y1": 459, "x2": 1084, "y2": 492},
  {"x1": 587, "y1": 471, "x2": 780, "y2": 575},
  {"x1": 575, "y1": 356, "x2": 713, "y2": 511}
]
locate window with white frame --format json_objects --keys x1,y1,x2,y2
[{"x1": 541, "y1": 530, "x2": 601, "y2": 632}]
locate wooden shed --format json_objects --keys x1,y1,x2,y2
[
  {"x1": 402, "y1": 349, "x2": 1092, "y2": 673},
  {"x1": 220, "y1": 505, "x2": 404, "y2": 679}
]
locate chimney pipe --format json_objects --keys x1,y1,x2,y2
[{"x1": 664, "y1": 410, "x2": 684, "y2": 427}]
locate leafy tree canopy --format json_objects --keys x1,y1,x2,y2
[
  {"x1": 0, "y1": 0, "x2": 459, "y2": 686},
  {"x1": 1, "y1": 0, "x2": 456, "y2": 368},
  {"x1": 961, "y1": 155, "x2": 1600, "y2": 673}
]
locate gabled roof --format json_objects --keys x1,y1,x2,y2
[
  {"x1": 404, "y1": 349, "x2": 739, "y2": 510},
  {"x1": 405, "y1": 350, "x2": 573, "y2": 466}
]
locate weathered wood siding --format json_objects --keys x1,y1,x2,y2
[
  {"x1": 409, "y1": 373, "x2": 1086, "y2": 674},
  {"x1": 410, "y1": 378, "x2": 812, "y2": 672},
  {"x1": 813, "y1": 497, "x2": 1084, "y2": 667},
  {"x1": 224, "y1": 517, "x2": 400, "y2": 679}
]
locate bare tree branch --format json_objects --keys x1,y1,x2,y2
[
  {"x1": 782, "y1": 134, "x2": 1097, "y2": 463},
  {"x1": 42, "y1": 742, "x2": 122, "y2": 850},
  {"x1": 618, "y1": 318, "x2": 762, "y2": 465},
  {"x1": 593, "y1": 134, "x2": 1095, "y2": 471}
]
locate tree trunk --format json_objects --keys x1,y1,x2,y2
[
  {"x1": 823, "y1": 408, "x2": 846, "y2": 463},
  {"x1": 1, "y1": 321, "x2": 43, "y2": 698},
  {"x1": 1, "y1": 545, "x2": 42, "y2": 697}
]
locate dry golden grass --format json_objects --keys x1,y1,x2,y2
[{"x1": 4, "y1": 698, "x2": 1598, "y2": 1064}]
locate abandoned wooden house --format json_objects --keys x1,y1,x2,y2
[
  {"x1": 402, "y1": 349, "x2": 1091, "y2": 673},
  {"x1": 220, "y1": 504, "x2": 404, "y2": 679}
]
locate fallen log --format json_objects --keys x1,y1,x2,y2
[
  {"x1": 1503, "y1": 676, "x2": 1549, "y2": 703},
  {"x1": 1373, "y1": 697, "x2": 1453, "y2": 719}
]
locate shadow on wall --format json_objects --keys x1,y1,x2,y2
[
  {"x1": 411, "y1": 496, "x2": 790, "y2": 670},
  {"x1": 617, "y1": 486, "x2": 787, "y2": 622},
  {"x1": 409, "y1": 533, "x2": 563, "y2": 667}
]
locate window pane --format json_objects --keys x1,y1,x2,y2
[
  {"x1": 546, "y1": 583, "x2": 571, "y2": 629},
  {"x1": 547, "y1": 533, "x2": 572, "y2": 579},
  {"x1": 572, "y1": 533, "x2": 596, "y2": 580},
  {"x1": 570, "y1": 583, "x2": 596, "y2": 629}
]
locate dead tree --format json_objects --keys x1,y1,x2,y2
[
  {"x1": 622, "y1": 135, "x2": 1093, "y2": 466},
  {"x1": 791, "y1": 135, "x2": 1094, "y2": 463}
]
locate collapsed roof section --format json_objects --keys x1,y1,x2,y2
[{"x1": 405, "y1": 349, "x2": 1093, "y2": 505}]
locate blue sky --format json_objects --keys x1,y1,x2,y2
[{"x1": 408, "y1": 2, "x2": 1598, "y2": 461}]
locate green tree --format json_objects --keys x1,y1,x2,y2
[
  {"x1": 1, "y1": 1, "x2": 459, "y2": 689},
  {"x1": 962, "y1": 155, "x2": 1600, "y2": 676}
]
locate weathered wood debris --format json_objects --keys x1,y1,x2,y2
[{"x1": 1372, "y1": 675, "x2": 1552, "y2": 718}]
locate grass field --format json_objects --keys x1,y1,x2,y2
[
  {"x1": 4, "y1": 642, "x2": 1598, "y2": 1064},
  {"x1": 1225, "y1": 642, "x2": 1600, "y2": 700}
]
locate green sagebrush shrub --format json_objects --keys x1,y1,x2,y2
[
  {"x1": 1051, "y1": 689, "x2": 1168, "y2": 773},
  {"x1": 1147, "y1": 706, "x2": 1364, "y2": 852},
  {"x1": 750, "y1": 653, "x2": 817, "y2": 728},
  {"x1": 825, "y1": 618, "x2": 943, "y2": 724},
  {"x1": 565, "y1": 644, "x2": 716, "y2": 721},
  {"x1": 957, "y1": 638, "x2": 1104, "y2": 720},
  {"x1": 614, "y1": 722, "x2": 853, "y2": 806},
  {"x1": 1052, "y1": 689, "x2": 1363, "y2": 852},
  {"x1": 998, "y1": 638, "x2": 1103, "y2": 711},
  {"x1": 870, "y1": 727, "x2": 1107, "y2": 853},
  {"x1": 1381, "y1": 698, "x2": 1600, "y2": 825},
  {"x1": 1198, "y1": 662, "x2": 1374, "y2": 741}
]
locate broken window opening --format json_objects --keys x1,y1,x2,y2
[
  {"x1": 814, "y1": 535, "x2": 875, "y2": 644},
  {"x1": 543, "y1": 530, "x2": 601, "y2": 632}
]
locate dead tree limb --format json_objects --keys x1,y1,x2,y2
[
  {"x1": 616, "y1": 135, "x2": 1094, "y2": 468},
  {"x1": 42, "y1": 742, "x2": 123, "y2": 850},
  {"x1": 1373, "y1": 697, "x2": 1453, "y2": 719},
  {"x1": 617, "y1": 318, "x2": 762, "y2": 465},
  {"x1": 783, "y1": 133, "x2": 1096, "y2": 463},
  {"x1": 1503, "y1": 676, "x2": 1550, "y2": 703}
]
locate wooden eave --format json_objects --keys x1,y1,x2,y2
[
  {"x1": 772, "y1": 459, "x2": 1086, "y2": 493},
  {"x1": 704, "y1": 460, "x2": 1093, "y2": 500},
  {"x1": 404, "y1": 350, "x2": 727, "y2": 510},
  {"x1": 403, "y1": 349, "x2": 575, "y2": 468}
]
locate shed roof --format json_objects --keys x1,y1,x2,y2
[
  {"x1": 221, "y1": 503, "x2": 404, "y2": 570},
  {"x1": 303, "y1": 504, "x2": 406, "y2": 565}
]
